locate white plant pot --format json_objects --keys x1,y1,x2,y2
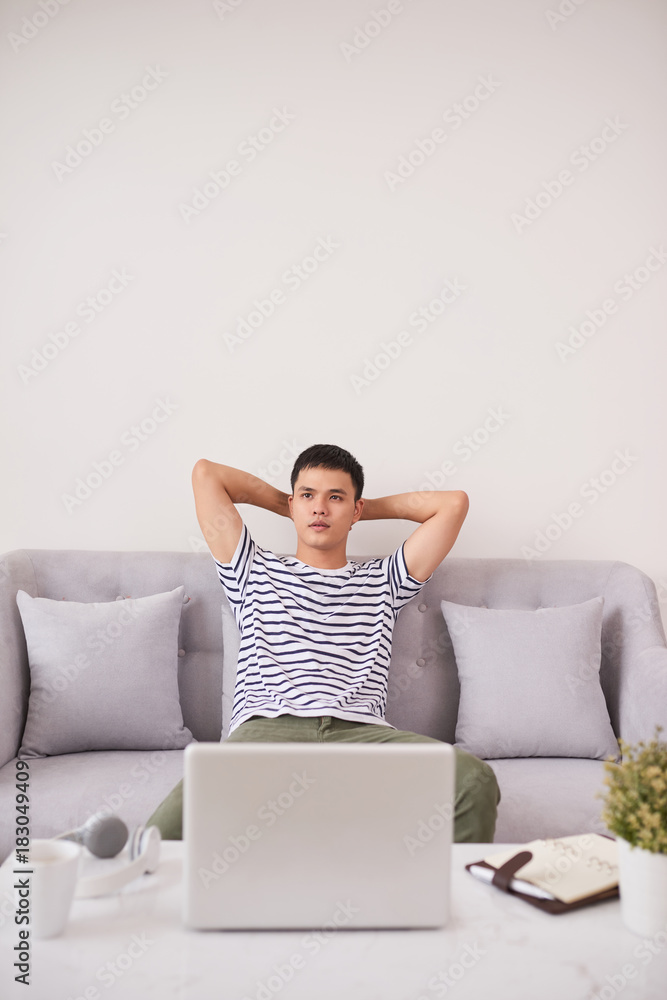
[{"x1": 616, "y1": 836, "x2": 667, "y2": 937}]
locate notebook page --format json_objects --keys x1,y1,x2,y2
[{"x1": 483, "y1": 834, "x2": 619, "y2": 904}]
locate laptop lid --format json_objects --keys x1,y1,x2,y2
[{"x1": 182, "y1": 741, "x2": 454, "y2": 930}]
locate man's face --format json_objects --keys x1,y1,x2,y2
[{"x1": 288, "y1": 465, "x2": 363, "y2": 550}]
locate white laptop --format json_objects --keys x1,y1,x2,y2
[{"x1": 182, "y1": 740, "x2": 455, "y2": 930}]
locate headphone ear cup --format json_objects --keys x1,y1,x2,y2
[
  {"x1": 128, "y1": 824, "x2": 144, "y2": 860},
  {"x1": 139, "y1": 826, "x2": 161, "y2": 873},
  {"x1": 75, "y1": 825, "x2": 161, "y2": 898},
  {"x1": 128, "y1": 825, "x2": 161, "y2": 871}
]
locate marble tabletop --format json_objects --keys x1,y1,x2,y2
[{"x1": 1, "y1": 842, "x2": 666, "y2": 1000}]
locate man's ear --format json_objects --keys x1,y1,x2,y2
[{"x1": 351, "y1": 497, "x2": 364, "y2": 525}]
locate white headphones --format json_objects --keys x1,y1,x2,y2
[{"x1": 75, "y1": 825, "x2": 162, "y2": 899}]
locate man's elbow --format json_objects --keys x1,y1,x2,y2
[
  {"x1": 192, "y1": 459, "x2": 221, "y2": 490},
  {"x1": 193, "y1": 458, "x2": 217, "y2": 478},
  {"x1": 433, "y1": 490, "x2": 468, "y2": 526},
  {"x1": 452, "y1": 490, "x2": 469, "y2": 515}
]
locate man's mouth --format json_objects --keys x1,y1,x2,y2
[{"x1": 309, "y1": 523, "x2": 329, "y2": 530}]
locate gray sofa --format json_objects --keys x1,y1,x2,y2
[{"x1": 1, "y1": 548, "x2": 666, "y2": 863}]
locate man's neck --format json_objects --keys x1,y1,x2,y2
[{"x1": 293, "y1": 542, "x2": 349, "y2": 570}]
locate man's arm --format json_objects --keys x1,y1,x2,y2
[
  {"x1": 192, "y1": 460, "x2": 291, "y2": 564},
  {"x1": 360, "y1": 490, "x2": 469, "y2": 583}
]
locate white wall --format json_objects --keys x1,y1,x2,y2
[{"x1": 2, "y1": 0, "x2": 666, "y2": 627}]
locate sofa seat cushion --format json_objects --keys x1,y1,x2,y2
[
  {"x1": 487, "y1": 757, "x2": 610, "y2": 843},
  {"x1": 0, "y1": 750, "x2": 185, "y2": 863}
]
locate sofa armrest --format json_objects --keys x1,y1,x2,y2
[
  {"x1": 618, "y1": 644, "x2": 667, "y2": 746},
  {"x1": 0, "y1": 552, "x2": 33, "y2": 768}
]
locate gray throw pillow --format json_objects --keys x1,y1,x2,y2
[
  {"x1": 16, "y1": 586, "x2": 194, "y2": 758},
  {"x1": 440, "y1": 596, "x2": 619, "y2": 760}
]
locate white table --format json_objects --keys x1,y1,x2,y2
[{"x1": 1, "y1": 843, "x2": 666, "y2": 1000}]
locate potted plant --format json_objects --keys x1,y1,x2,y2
[{"x1": 599, "y1": 725, "x2": 667, "y2": 936}]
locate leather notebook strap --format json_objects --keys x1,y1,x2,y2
[{"x1": 491, "y1": 850, "x2": 534, "y2": 892}]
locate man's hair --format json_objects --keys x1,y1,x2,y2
[{"x1": 290, "y1": 444, "x2": 364, "y2": 504}]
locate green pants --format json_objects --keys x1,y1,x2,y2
[{"x1": 147, "y1": 714, "x2": 500, "y2": 843}]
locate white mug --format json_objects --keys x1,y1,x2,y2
[{"x1": 13, "y1": 839, "x2": 82, "y2": 938}]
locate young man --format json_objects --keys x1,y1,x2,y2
[{"x1": 147, "y1": 444, "x2": 500, "y2": 842}]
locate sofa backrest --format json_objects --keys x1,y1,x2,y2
[{"x1": 1, "y1": 550, "x2": 664, "y2": 764}]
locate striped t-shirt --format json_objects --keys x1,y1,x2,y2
[{"x1": 213, "y1": 522, "x2": 433, "y2": 735}]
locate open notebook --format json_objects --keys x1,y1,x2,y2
[{"x1": 466, "y1": 833, "x2": 619, "y2": 913}]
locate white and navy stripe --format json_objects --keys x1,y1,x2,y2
[{"x1": 213, "y1": 522, "x2": 432, "y2": 735}]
